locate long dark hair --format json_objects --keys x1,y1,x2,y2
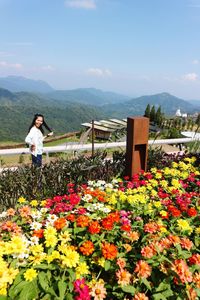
[{"x1": 28, "y1": 113, "x2": 52, "y2": 134}]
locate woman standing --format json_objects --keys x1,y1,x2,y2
[{"x1": 25, "y1": 114, "x2": 53, "y2": 167}]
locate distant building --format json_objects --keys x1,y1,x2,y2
[{"x1": 175, "y1": 109, "x2": 187, "y2": 118}]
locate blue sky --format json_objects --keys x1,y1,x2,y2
[{"x1": 0, "y1": 0, "x2": 200, "y2": 99}]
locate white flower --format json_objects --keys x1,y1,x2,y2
[
  {"x1": 47, "y1": 214, "x2": 58, "y2": 224},
  {"x1": 0, "y1": 211, "x2": 7, "y2": 218},
  {"x1": 31, "y1": 210, "x2": 42, "y2": 220},
  {"x1": 41, "y1": 208, "x2": 48, "y2": 214},
  {"x1": 82, "y1": 194, "x2": 93, "y2": 202},
  {"x1": 30, "y1": 236, "x2": 39, "y2": 245},
  {"x1": 30, "y1": 221, "x2": 42, "y2": 231}
]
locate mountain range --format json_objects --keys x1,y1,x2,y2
[{"x1": 0, "y1": 76, "x2": 199, "y2": 142}]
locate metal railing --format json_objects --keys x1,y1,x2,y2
[{"x1": 0, "y1": 137, "x2": 198, "y2": 157}]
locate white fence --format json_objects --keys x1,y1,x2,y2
[{"x1": 0, "y1": 137, "x2": 198, "y2": 157}]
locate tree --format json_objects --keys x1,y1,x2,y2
[
  {"x1": 150, "y1": 105, "x2": 156, "y2": 122},
  {"x1": 144, "y1": 104, "x2": 151, "y2": 118},
  {"x1": 155, "y1": 106, "x2": 162, "y2": 125}
]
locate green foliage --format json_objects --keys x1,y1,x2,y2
[{"x1": 0, "y1": 151, "x2": 125, "y2": 210}]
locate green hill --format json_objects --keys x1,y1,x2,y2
[
  {"x1": 0, "y1": 88, "x2": 105, "y2": 142},
  {"x1": 102, "y1": 92, "x2": 197, "y2": 118}
]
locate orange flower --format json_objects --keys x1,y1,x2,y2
[
  {"x1": 116, "y1": 268, "x2": 131, "y2": 286},
  {"x1": 54, "y1": 218, "x2": 66, "y2": 230},
  {"x1": 101, "y1": 217, "x2": 114, "y2": 230},
  {"x1": 88, "y1": 221, "x2": 101, "y2": 234},
  {"x1": 187, "y1": 287, "x2": 198, "y2": 300},
  {"x1": 172, "y1": 259, "x2": 192, "y2": 284},
  {"x1": 180, "y1": 238, "x2": 193, "y2": 251},
  {"x1": 141, "y1": 245, "x2": 155, "y2": 258},
  {"x1": 127, "y1": 231, "x2": 140, "y2": 242},
  {"x1": 79, "y1": 240, "x2": 94, "y2": 256},
  {"x1": 76, "y1": 215, "x2": 90, "y2": 227},
  {"x1": 133, "y1": 292, "x2": 149, "y2": 300},
  {"x1": 66, "y1": 214, "x2": 75, "y2": 222},
  {"x1": 193, "y1": 272, "x2": 200, "y2": 288},
  {"x1": 19, "y1": 205, "x2": 31, "y2": 218},
  {"x1": 6, "y1": 208, "x2": 15, "y2": 216},
  {"x1": 33, "y1": 229, "x2": 44, "y2": 238},
  {"x1": 101, "y1": 242, "x2": 118, "y2": 260},
  {"x1": 121, "y1": 224, "x2": 131, "y2": 232},
  {"x1": 117, "y1": 258, "x2": 126, "y2": 269},
  {"x1": 144, "y1": 222, "x2": 159, "y2": 234},
  {"x1": 134, "y1": 260, "x2": 152, "y2": 278}
]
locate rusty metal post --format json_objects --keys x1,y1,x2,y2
[
  {"x1": 91, "y1": 120, "x2": 94, "y2": 158},
  {"x1": 125, "y1": 116, "x2": 149, "y2": 177}
]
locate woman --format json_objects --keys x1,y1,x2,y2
[{"x1": 25, "y1": 114, "x2": 53, "y2": 167}]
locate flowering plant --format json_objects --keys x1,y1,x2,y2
[{"x1": 0, "y1": 156, "x2": 200, "y2": 299}]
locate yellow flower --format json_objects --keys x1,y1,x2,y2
[
  {"x1": 97, "y1": 257, "x2": 105, "y2": 267},
  {"x1": 195, "y1": 227, "x2": 200, "y2": 234},
  {"x1": 171, "y1": 179, "x2": 181, "y2": 189},
  {"x1": 160, "y1": 180, "x2": 168, "y2": 188},
  {"x1": 59, "y1": 231, "x2": 71, "y2": 243},
  {"x1": 40, "y1": 200, "x2": 47, "y2": 207},
  {"x1": 155, "y1": 172, "x2": 162, "y2": 179},
  {"x1": 29, "y1": 244, "x2": 44, "y2": 255},
  {"x1": 76, "y1": 262, "x2": 90, "y2": 278},
  {"x1": 172, "y1": 162, "x2": 178, "y2": 168},
  {"x1": 24, "y1": 268, "x2": 37, "y2": 281},
  {"x1": 151, "y1": 189, "x2": 158, "y2": 197},
  {"x1": 46, "y1": 251, "x2": 60, "y2": 264},
  {"x1": 44, "y1": 226, "x2": 58, "y2": 248},
  {"x1": 177, "y1": 219, "x2": 193, "y2": 233},
  {"x1": 60, "y1": 249, "x2": 79, "y2": 268},
  {"x1": 18, "y1": 197, "x2": 26, "y2": 204},
  {"x1": 153, "y1": 201, "x2": 162, "y2": 208},
  {"x1": 118, "y1": 191, "x2": 127, "y2": 202},
  {"x1": 30, "y1": 200, "x2": 38, "y2": 207},
  {"x1": 0, "y1": 284, "x2": 7, "y2": 295},
  {"x1": 160, "y1": 210, "x2": 168, "y2": 217},
  {"x1": 108, "y1": 194, "x2": 117, "y2": 205}
]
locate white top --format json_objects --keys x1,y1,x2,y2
[{"x1": 25, "y1": 126, "x2": 44, "y2": 156}]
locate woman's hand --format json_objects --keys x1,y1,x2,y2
[
  {"x1": 31, "y1": 144, "x2": 36, "y2": 152},
  {"x1": 45, "y1": 132, "x2": 54, "y2": 138}
]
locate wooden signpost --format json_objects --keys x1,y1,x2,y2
[{"x1": 125, "y1": 116, "x2": 149, "y2": 177}]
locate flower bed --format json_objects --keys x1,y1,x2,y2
[{"x1": 0, "y1": 156, "x2": 200, "y2": 299}]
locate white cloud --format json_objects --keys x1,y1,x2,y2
[
  {"x1": 41, "y1": 65, "x2": 55, "y2": 71},
  {"x1": 182, "y1": 73, "x2": 198, "y2": 81},
  {"x1": 192, "y1": 59, "x2": 199, "y2": 65},
  {"x1": 0, "y1": 61, "x2": 23, "y2": 69},
  {"x1": 65, "y1": 0, "x2": 96, "y2": 9},
  {"x1": 0, "y1": 51, "x2": 14, "y2": 57},
  {"x1": 86, "y1": 68, "x2": 112, "y2": 77}
]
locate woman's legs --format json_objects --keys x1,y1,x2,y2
[{"x1": 32, "y1": 154, "x2": 42, "y2": 167}]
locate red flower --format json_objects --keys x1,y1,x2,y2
[
  {"x1": 66, "y1": 214, "x2": 76, "y2": 222},
  {"x1": 187, "y1": 207, "x2": 197, "y2": 217},
  {"x1": 54, "y1": 218, "x2": 66, "y2": 230},
  {"x1": 121, "y1": 224, "x2": 131, "y2": 232},
  {"x1": 76, "y1": 215, "x2": 90, "y2": 227},
  {"x1": 33, "y1": 229, "x2": 44, "y2": 238},
  {"x1": 88, "y1": 221, "x2": 101, "y2": 234},
  {"x1": 102, "y1": 242, "x2": 118, "y2": 260},
  {"x1": 80, "y1": 240, "x2": 94, "y2": 256}
]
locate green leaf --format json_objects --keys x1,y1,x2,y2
[
  {"x1": 152, "y1": 293, "x2": 167, "y2": 300},
  {"x1": 8, "y1": 278, "x2": 27, "y2": 298},
  {"x1": 18, "y1": 280, "x2": 38, "y2": 300},
  {"x1": 38, "y1": 271, "x2": 50, "y2": 292},
  {"x1": 142, "y1": 278, "x2": 152, "y2": 290},
  {"x1": 0, "y1": 296, "x2": 8, "y2": 300},
  {"x1": 58, "y1": 280, "x2": 67, "y2": 299},
  {"x1": 104, "y1": 260, "x2": 111, "y2": 271},
  {"x1": 121, "y1": 285, "x2": 135, "y2": 294}
]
